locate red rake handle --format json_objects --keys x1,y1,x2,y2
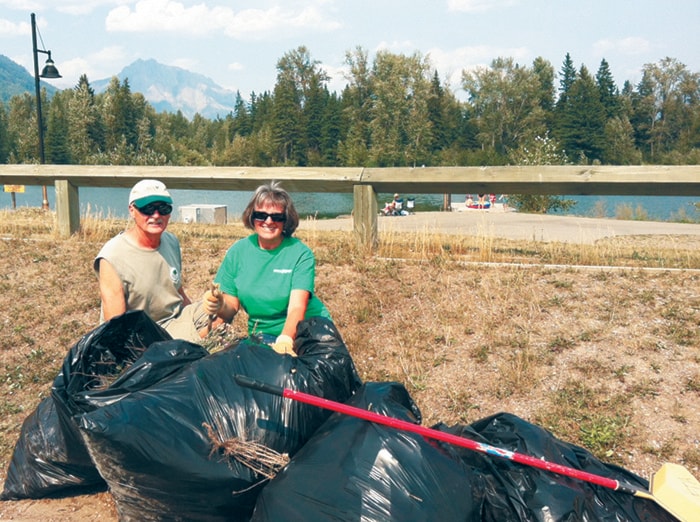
[{"x1": 234, "y1": 375, "x2": 638, "y2": 494}]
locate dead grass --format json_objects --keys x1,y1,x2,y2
[{"x1": 1, "y1": 208, "x2": 699, "y2": 520}]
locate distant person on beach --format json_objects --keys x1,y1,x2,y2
[
  {"x1": 202, "y1": 181, "x2": 333, "y2": 356},
  {"x1": 381, "y1": 200, "x2": 397, "y2": 215},
  {"x1": 381, "y1": 193, "x2": 407, "y2": 216},
  {"x1": 94, "y1": 179, "x2": 214, "y2": 342},
  {"x1": 499, "y1": 194, "x2": 509, "y2": 211},
  {"x1": 465, "y1": 194, "x2": 474, "y2": 206}
]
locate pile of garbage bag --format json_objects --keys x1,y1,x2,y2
[
  {"x1": 1, "y1": 311, "x2": 675, "y2": 521},
  {"x1": 252, "y1": 381, "x2": 674, "y2": 521},
  {"x1": 1, "y1": 312, "x2": 188, "y2": 499}
]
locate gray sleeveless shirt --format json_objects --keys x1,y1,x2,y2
[{"x1": 94, "y1": 231, "x2": 184, "y2": 324}]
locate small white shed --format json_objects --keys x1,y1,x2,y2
[{"x1": 179, "y1": 204, "x2": 227, "y2": 224}]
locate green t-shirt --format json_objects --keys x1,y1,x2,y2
[{"x1": 214, "y1": 235, "x2": 331, "y2": 336}]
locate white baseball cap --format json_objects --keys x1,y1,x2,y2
[{"x1": 129, "y1": 179, "x2": 173, "y2": 207}]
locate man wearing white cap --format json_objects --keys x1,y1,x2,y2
[{"x1": 94, "y1": 179, "x2": 212, "y2": 341}]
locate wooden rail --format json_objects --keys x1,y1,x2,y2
[{"x1": 2, "y1": 164, "x2": 700, "y2": 247}]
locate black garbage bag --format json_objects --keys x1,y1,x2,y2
[
  {"x1": 78, "y1": 316, "x2": 362, "y2": 522},
  {"x1": 439, "y1": 413, "x2": 677, "y2": 521},
  {"x1": 251, "y1": 381, "x2": 479, "y2": 522},
  {"x1": 1, "y1": 311, "x2": 207, "y2": 500},
  {"x1": 251, "y1": 384, "x2": 677, "y2": 522}
]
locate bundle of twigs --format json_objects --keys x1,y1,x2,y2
[
  {"x1": 204, "y1": 422, "x2": 290, "y2": 480},
  {"x1": 90, "y1": 344, "x2": 146, "y2": 390},
  {"x1": 199, "y1": 323, "x2": 245, "y2": 354}
]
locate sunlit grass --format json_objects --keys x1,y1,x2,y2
[{"x1": 1, "y1": 208, "x2": 699, "y2": 483}]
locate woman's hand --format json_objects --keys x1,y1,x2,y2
[{"x1": 271, "y1": 334, "x2": 296, "y2": 356}]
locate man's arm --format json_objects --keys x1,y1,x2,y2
[
  {"x1": 178, "y1": 286, "x2": 192, "y2": 306},
  {"x1": 97, "y1": 258, "x2": 127, "y2": 321}
]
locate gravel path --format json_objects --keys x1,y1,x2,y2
[{"x1": 300, "y1": 207, "x2": 700, "y2": 244}]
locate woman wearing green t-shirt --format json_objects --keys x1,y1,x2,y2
[{"x1": 203, "y1": 182, "x2": 332, "y2": 356}]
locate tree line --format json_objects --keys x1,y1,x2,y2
[{"x1": 0, "y1": 46, "x2": 698, "y2": 169}]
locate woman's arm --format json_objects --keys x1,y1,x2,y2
[
  {"x1": 280, "y1": 289, "x2": 311, "y2": 339},
  {"x1": 218, "y1": 293, "x2": 241, "y2": 324}
]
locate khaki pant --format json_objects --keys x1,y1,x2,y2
[{"x1": 160, "y1": 300, "x2": 211, "y2": 342}]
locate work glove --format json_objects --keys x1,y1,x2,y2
[
  {"x1": 203, "y1": 283, "x2": 222, "y2": 317},
  {"x1": 271, "y1": 334, "x2": 296, "y2": 356}
]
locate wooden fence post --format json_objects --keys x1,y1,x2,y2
[
  {"x1": 55, "y1": 180, "x2": 80, "y2": 237},
  {"x1": 353, "y1": 184, "x2": 378, "y2": 251}
]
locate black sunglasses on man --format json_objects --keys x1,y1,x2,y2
[{"x1": 135, "y1": 202, "x2": 173, "y2": 216}]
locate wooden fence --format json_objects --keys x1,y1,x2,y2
[{"x1": 2, "y1": 164, "x2": 699, "y2": 248}]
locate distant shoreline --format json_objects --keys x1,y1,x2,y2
[{"x1": 2, "y1": 186, "x2": 698, "y2": 223}]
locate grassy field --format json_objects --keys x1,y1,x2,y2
[{"x1": 1, "y1": 208, "x2": 699, "y2": 520}]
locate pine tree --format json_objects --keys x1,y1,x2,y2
[
  {"x1": 271, "y1": 47, "x2": 328, "y2": 165},
  {"x1": 100, "y1": 77, "x2": 148, "y2": 163},
  {"x1": 45, "y1": 91, "x2": 71, "y2": 164},
  {"x1": 320, "y1": 92, "x2": 343, "y2": 165},
  {"x1": 68, "y1": 75, "x2": 103, "y2": 163},
  {"x1": 427, "y1": 70, "x2": 446, "y2": 153},
  {"x1": 0, "y1": 103, "x2": 9, "y2": 163},
  {"x1": 557, "y1": 66, "x2": 607, "y2": 163},
  {"x1": 232, "y1": 91, "x2": 252, "y2": 137},
  {"x1": 557, "y1": 53, "x2": 577, "y2": 104},
  {"x1": 272, "y1": 76, "x2": 303, "y2": 165},
  {"x1": 596, "y1": 59, "x2": 619, "y2": 119},
  {"x1": 552, "y1": 53, "x2": 578, "y2": 147},
  {"x1": 303, "y1": 81, "x2": 328, "y2": 165}
]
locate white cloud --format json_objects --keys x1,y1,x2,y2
[
  {"x1": 429, "y1": 45, "x2": 528, "y2": 72},
  {"x1": 323, "y1": 62, "x2": 348, "y2": 93},
  {"x1": 104, "y1": 0, "x2": 341, "y2": 39},
  {"x1": 106, "y1": 0, "x2": 225, "y2": 34},
  {"x1": 55, "y1": 0, "x2": 131, "y2": 16},
  {"x1": 0, "y1": 0, "x2": 130, "y2": 16},
  {"x1": 51, "y1": 45, "x2": 130, "y2": 88},
  {"x1": 447, "y1": 0, "x2": 517, "y2": 13},
  {"x1": 428, "y1": 45, "x2": 529, "y2": 98},
  {"x1": 594, "y1": 37, "x2": 651, "y2": 56},
  {"x1": 0, "y1": 0, "x2": 43, "y2": 10},
  {"x1": 0, "y1": 18, "x2": 30, "y2": 37},
  {"x1": 223, "y1": 5, "x2": 341, "y2": 39},
  {"x1": 375, "y1": 40, "x2": 417, "y2": 54}
]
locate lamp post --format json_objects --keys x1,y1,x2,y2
[{"x1": 31, "y1": 12, "x2": 61, "y2": 211}]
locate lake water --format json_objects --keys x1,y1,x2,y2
[{"x1": 2, "y1": 185, "x2": 698, "y2": 222}]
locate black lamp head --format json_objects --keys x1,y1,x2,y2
[{"x1": 40, "y1": 53, "x2": 61, "y2": 79}]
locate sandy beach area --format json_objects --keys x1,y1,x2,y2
[{"x1": 300, "y1": 204, "x2": 700, "y2": 245}]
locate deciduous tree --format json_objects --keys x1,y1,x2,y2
[{"x1": 462, "y1": 57, "x2": 547, "y2": 155}]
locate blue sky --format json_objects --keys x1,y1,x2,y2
[{"x1": 2, "y1": 0, "x2": 699, "y2": 100}]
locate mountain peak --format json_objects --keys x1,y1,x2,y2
[
  {"x1": 0, "y1": 55, "x2": 237, "y2": 119},
  {"x1": 93, "y1": 59, "x2": 238, "y2": 120}
]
